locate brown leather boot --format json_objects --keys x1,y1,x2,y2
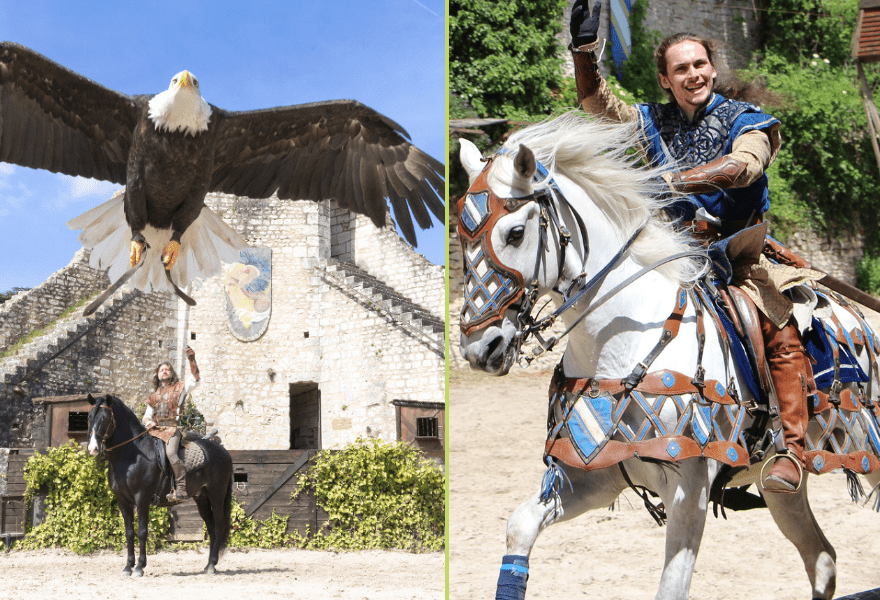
[
  {"x1": 759, "y1": 315, "x2": 811, "y2": 493},
  {"x1": 168, "y1": 461, "x2": 189, "y2": 502}
]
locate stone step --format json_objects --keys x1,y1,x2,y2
[{"x1": 320, "y1": 259, "x2": 443, "y2": 344}]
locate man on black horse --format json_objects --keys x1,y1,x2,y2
[
  {"x1": 143, "y1": 346, "x2": 201, "y2": 502},
  {"x1": 568, "y1": 0, "x2": 823, "y2": 493}
]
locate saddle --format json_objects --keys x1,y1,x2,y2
[{"x1": 150, "y1": 431, "x2": 217, "y2": 506}]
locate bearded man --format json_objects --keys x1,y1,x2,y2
[{"x1": 143, "y1": 346, "x2": 201, "y2": 502}]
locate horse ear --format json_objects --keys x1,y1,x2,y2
[
  {"x1": 87, "y1": 394, "x2": 96, "y2": 405},
  {"x1": 514, "y1": 145, "x2": 537, "y2": 182},
  {"x1": 459, "y1": 138, "x2": 485, "y2": 182}
]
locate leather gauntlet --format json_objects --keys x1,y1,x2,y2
[
  {"x1": 668, "y1": 155, "x2": 749, "y2": 194},
  {"x1": 186, "y1": 346, "x2": 200, "y2": 381},
  {"x1": 571, "y1": 42, "x2": 602, "y2": 104}
]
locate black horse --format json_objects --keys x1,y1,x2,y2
[{"x1": 86, "y1": 393, "x2": 233, "y2": 576}]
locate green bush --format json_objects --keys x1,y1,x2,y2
[
  {"x1": 450, "y1": 0, "x2": 569, "y2": 119},
  {"x1": 615, "y1": 0, "x2": 664, "y2": 103},
  {"x1": 857, "y1": 253, "x2": 880, "y2": 296},
  {"x1": 18, "y1": 441, "x2": 169, "y2": 553},
  {"x1": 293, "y1": 438, "x2": 445, "y2": 552},
  {"x1": 227, "y1": 498, "x2": 291, "y2": 549}
]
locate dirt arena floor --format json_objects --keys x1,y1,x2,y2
[
  {"x1": 0, "y1": 547, "x2": 444, "y2": 599},
  {"x1": 449, "y1": 348, "x2": 880, "y2": 600}
]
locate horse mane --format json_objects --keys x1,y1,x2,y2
[
  {"x1": 104, "y1": 395, "x2": 144, "y2": 430},
  {"x1": 496, "y1": 111, "x2": 707, "y2": 286}
]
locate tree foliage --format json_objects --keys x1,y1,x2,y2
[
  {"x1": 615, "y1": 0, "x2": 664, "y2": 102},
  {"x1": 758, "y1": 0, "x2": 857, "y2": 68},
  {"x1": 739, "y1": 0, "x2": 880, "y2": 286},
  {"x1": 450, "y1": 0, "x2": 569, "y2": 119}
]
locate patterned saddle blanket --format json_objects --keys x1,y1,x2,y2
[
  {"x1": 544, "y1": 289, "x2": 880, "y2": 477},
  {"x1": 151, "y1": 435, "x2": 207, "y2": 474}
]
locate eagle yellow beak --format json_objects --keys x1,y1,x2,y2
[{"x1": 178, "y1": 71, "x2": 192, "y2": 88}]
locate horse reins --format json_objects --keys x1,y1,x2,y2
[{"x1": 507, "y1": 164, "x2": 708, "y2": 363}]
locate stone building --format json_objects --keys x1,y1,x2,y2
[{"x1": 0, "y1": 192, "x2": 445, "y2": 460}]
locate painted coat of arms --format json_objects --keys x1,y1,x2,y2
[{"x1": 224, "y1": 247, "x2": 272, "y2": 341}]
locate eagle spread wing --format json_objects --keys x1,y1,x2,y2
[
  {"x1": 0, "y1": 42, "x2": 139, "y2": 183},
  {"x1": 0, "y1": 41, "x2": 444, "y2": 248},
  {"x1": 211, "y1": 100, "x2": 445, "y2": 246}
]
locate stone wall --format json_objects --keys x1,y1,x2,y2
[
  {"x1": 1, "y1": 193, "x2": 443, "y2": 452},
  {"x1": 0, "y1": 249, "x2": 108, "y2": 352},
  {"x1": 561, "y1": 0, "x2": 760, "y2": 79},
  {"x1": 784, "y1": 228, "x2": 865, "y2": 285},
  {"x1": 0, "y1": 251, "x2": 178, "y2": 447},
  {"x1": 187, "y1": 194, "x2": 445, "y2": 450}
]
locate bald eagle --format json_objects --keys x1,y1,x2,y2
[{"x1": 0, "y1": 42, "x2": 444, "y2": 306}]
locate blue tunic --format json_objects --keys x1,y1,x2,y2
[{"x1": 636, "y1": 93, "x2": 780, "y2": 222}]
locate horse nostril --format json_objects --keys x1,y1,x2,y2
[{"x1": 484, "y1": 333, "x2": 503, "y2": 358}]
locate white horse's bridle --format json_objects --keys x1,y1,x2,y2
[
  {"x1": 458, "y1": 154, "x2": 708, "y2": 364},
  {"x1": 457, "y1": 156, "x2": 577, "y2": 339}
]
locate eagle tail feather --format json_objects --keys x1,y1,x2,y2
[{"x1": 68, "y1": 194, "x2": 248, "y2": 296}]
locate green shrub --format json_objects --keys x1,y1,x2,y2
[
  {"x1": 293, "y1": 438, "x2": 445, "y2": 552},
  {"x1": 857, "y1": 253, "x2": 880, "y2": 296},
  {"x1": 18, "y1": 441, "x2": 169, "y2": 553},
  {"x1": 227, "y1": 498, "x2": 291, "y2": 548}
]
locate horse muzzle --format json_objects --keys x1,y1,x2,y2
[{"x1": 459, "y1": 315, "x2": 522, "y2": 376}]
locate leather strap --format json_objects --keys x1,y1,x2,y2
[
  {"x1": 165, "y1": 269, "x2": 196, "y2": 306},
  {"x1": 570, "y1": 44, "x2": 601, "y2": 105},
  {"x1": 621, "y1": 289, "x2": 687, "y2": 392}
]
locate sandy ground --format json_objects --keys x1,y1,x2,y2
[
  {"x1": 449, "y1": 365, "x2": 880, "y2": 600},
  {"x1": 0, "y1": 547, "x2": 444, "y2": 599}
]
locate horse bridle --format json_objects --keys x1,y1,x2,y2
[
  {"x1": 90, "y1": 404, "x2": 116, "y2": 452},
  {"x1": 458, "y1": 152, "x2": 707, "y2": 363},
  {"x1": 90, "y1": 403, "x2": 148, "y2": 453},
  {"x1": 457, "y1": 155, "x2": 583, "y2": 339}
]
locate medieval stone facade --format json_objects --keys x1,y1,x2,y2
[{"x1": 0, "y1": 193, "x2": 445, "y2": 454}]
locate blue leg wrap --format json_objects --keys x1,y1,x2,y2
[{"x1": 495, "y1": 554, "x2": 529, "y2": 600}]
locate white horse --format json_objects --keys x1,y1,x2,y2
[{"x1": 456, "y1": 112, "x2": 880, "y2": 600}]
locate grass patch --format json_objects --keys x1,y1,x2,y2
[{"x1": 1, "y1": 292, "x2": 99, "y2": 359}]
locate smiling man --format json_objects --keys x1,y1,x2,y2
[
  {"x1": 564, "y1": 0, "x2": 820, "y2": 496},
  {"x1": 568, "y1": 1, "x2": 780, "y2": 227}
]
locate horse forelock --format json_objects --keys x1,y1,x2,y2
[
  {"x1": 500, "y1": 112, "x2": 707, "y2": 286},
  {"x1": 92, "y1": 395, "x2": 142, "y2": 431}
]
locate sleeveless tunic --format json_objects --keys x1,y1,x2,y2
[{"x1": 146, "y1": 380, "x2": 186, "y2": 442}]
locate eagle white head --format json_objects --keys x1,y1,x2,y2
[{"x1": 148, "y1": 70, "x2": 213, "y2": 136}]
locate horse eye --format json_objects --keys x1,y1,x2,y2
[{"x1": 507, "y1": 225, "x2": 525, "y2": 246}]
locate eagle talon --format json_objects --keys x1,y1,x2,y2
[
  {"x1": 130, "y1": 240, "x2": 146, "y2": 267},
  {"x1": 162, "y1": 240, "x2": 181, "y2": 270}
]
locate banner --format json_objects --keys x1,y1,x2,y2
[
  {"x1": 610, "y1": 0, "x2": 632, "y2": 80},
  {"x1": 223, "y1": 247, "x2": 272, "y2": 342}
]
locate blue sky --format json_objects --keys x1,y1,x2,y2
[{"x1": 0, "y1": 0, "x2": 446, "y2": 291}]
